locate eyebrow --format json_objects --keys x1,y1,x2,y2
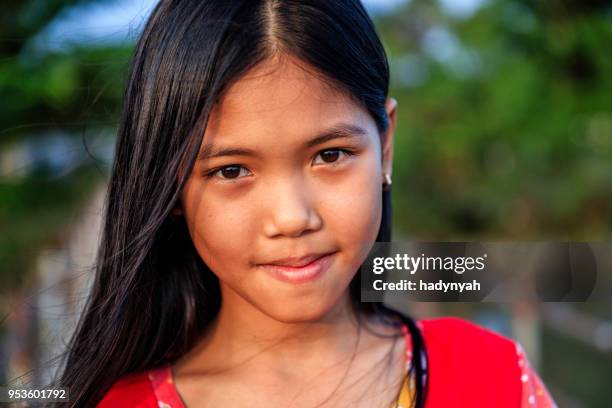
[{"x1": 197, "y1": 123, "x2": 367, "y2": 161}]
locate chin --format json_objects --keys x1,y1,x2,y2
[{"x1": 260, "y1": 296, "x2": 341, "y2": 324}]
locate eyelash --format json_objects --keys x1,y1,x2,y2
[{"x1": 204, "y1": 148, "x2": 356, "y2": 181}]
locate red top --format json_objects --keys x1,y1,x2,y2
[{"x1": 97, "y1": 317, "x2": 556, "y2": 407}]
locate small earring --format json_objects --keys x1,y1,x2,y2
[{"x1": 383, "y1": 173, "x2": 392, "y2": 190}]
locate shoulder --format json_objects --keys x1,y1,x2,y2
[
  {"x1": 418, "y1": 315, "x2": 518, "y2": 349},
  {"x1": 418, "y1": 316, "x2": 521, "y2": 365},
  {"x1": 417, "y1": 316, "x2": 523, "y2": 406},
  {"x1": 98, "y1": 370, "x2": 158, "y2": 408}
]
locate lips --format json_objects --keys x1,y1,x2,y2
[
  {"x1": 257, "y1": 251, "x2": 337, "y2": 284},
  {"x1": 261, "y1": 252, "x2": 333, "y2": 268}
]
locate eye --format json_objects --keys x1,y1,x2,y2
[
  {"x1": 207, "y1": 165, "x2": 251, "y2": 180},
  {"x1": 313, "y1": 148, "x2": 353, "y2": 165}
]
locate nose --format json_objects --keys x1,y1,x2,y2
[{"x1": 262, "y1": 176, "x2": 323, "y2": 238}]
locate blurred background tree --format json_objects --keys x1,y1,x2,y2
[
  {"x1": 382, "y1": 0, "x2": 612, "y2": 241},
  {"x1": 0, "y1": 0, "x2": 128, "y2": 290},
  {"x1": 1, "y1": 0, "x2": 611, "y2": 405}
]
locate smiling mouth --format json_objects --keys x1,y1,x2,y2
[
  {"x1": 257, "y1": 251, "x2": 338, "y2": 284},
  {"x1": 260, "y1": 252, "x2": 336, "y2": 268}
]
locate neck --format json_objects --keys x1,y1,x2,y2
[{"x1": 178, "y1": 288, "x2": 371, "y2": 377}]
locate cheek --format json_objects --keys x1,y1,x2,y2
[
  {"x1": 322, "y1": 155, "x2": 382, "y2": 252},
  {"x1": 181, "y1": 182, "x2": 255, "y2": 277}
]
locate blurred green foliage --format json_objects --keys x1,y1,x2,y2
[
  {"x1": 0, "y1": 0, "x2": 126, "y2": 291},
  {"x1": 0, "y1": 0, "x2": 130, "y2": 142},
  {"x1": 379, "y1": 0, "x2": 612, "y2": 239},
  {"x1": 0, "y1": 46, "x2": 132, "y2": 143}
]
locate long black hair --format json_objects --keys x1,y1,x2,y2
[{"x1": 55, "y1": 0, "x2": 428, "y2": 406}]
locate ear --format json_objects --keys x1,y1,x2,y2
[{"x1": 381, "y1": 97, "x2": 397, "y2": 178}]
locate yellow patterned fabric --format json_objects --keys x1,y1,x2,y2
[
  {"x1": 393, "y1": 371, "x2": 415, "y2": 408},
  {"x1": 391, "y1": 322, "x2": 417, "y2": 407}
]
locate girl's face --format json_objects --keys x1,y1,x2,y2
[{"x1": 177, "y1": 56, "x2": 396, "y2": 322}]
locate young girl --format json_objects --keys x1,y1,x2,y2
[{"x1": 56, "y1": 1, "x2": 557, "y2": 407}]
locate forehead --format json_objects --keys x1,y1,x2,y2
[{"x1": 203, "y1": 56, "x2": 375, "y2": 146}]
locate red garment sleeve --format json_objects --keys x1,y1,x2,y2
[
  {"x1": 419, "y1": 316, "x2": 557, "y2": 408},
  {"x1": 97, "y1": 371, "x2": 158, "y2": 408}
]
